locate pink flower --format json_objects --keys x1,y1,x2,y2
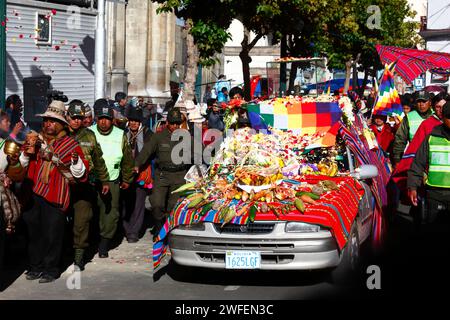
[{"x1": 51, "y1": 9, "x2": 57, "y2": 15}]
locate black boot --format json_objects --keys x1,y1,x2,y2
[
  {"x1": 98, "y1": 238, "x2": 109, "y2": 258},
  {"x1": 74, "y1": 248, "x2": 85, "y2": 271}
]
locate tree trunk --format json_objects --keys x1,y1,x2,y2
[
  {"x1": 240, "y1": 26, "x2": 263, "y2": 101},
  {"x1": 288, "y1": 61, "x2": 300, "y2": 95},
  {"x1": 183, "y1": 19, "x2": 199, "y2": 102},
  {"x1": 279, "y1": 34, "x2": 287, "y2": 96},
  {"x1": 359, "y1": 67, "x2": 369, "y2": 97},
  {"x1": 351, "y1": 53, "x2": 361, "y2": 94},
  {"x1": 343, "y1": 59, "x2": 352, "y2": 94}
]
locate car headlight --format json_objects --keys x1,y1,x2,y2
[
  {"x1": 177, "y1": 223, "x2": 205, "y2": 231},
  {"x1": 285, "y1": 222, "x2": 321, "y2": 233}
]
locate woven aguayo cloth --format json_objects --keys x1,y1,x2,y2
[{"x1": 152, "y1": 175, "x2": 365, "y2": 269}]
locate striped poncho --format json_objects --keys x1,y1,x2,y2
[{"x1": 26, "y1": 133, "x2": 86, "y2": 212}]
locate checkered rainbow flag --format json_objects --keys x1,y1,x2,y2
[
  {"x1": 372, "y1": 64, "x2": 403, "y2": 116},
  {"x1": 247, "y1": 97, "x2": 343, "y2": 146}
]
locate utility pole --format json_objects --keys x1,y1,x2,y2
[
  {"x1": 0, "y1": 0, "x2": 6, "y2": 109},
  {"x1": 95, "y1": 0, "x2": 106, "y2": 100}
]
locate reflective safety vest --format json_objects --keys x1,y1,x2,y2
[
  {"x1": 427, "y1": 135, "x2": 450, "y2": 188},
  {"x1": 407, "y1": 110, "x2": 426, "y2": 141},
  {"x1": 93, "y1": 126, "x2": 124, "y2": 181}
]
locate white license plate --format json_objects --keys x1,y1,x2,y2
[{"x1": 225, "y1": 251, "x2": 261, "y2": 269}]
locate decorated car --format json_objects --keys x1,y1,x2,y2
[{"x1": 152, "y1": 95, "x2": 391, "y2": 273}]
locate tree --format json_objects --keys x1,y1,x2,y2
[
  {"x1": 152, "y1": 1, "x2": 233, "y2": 101},
  {"x1": 222, "y1": 0, "x2": 331, "y2": 100},
  {"x1": 308, "y1": 0, "x2": 421, "y2": 94}
]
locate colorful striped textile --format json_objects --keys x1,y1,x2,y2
[
  {"x1": 376, "y1": 45, "x2": 450, "y2": 84},
  {"x1": 247, "y1": 98, "x2": 342, "y2": 146},
  {"x1": 27, "y1": 134, "x2": 85, "y2": 211},
  {"x1": 372, "y1": 65, "x2": 403, "y2": 116},
  {"x1": 153, "y1": 175, "x2": 365, "y2": 269},
  {"x1": 338, "y1": 114, "x2": 392, "y2": 248}
]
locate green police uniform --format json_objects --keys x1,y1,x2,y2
[
  {"x1": 68, "y1": 126, "x2": 109, "y2": 250},
  {"x1": 66, "y1": 102, "x2": 111, "y2": 268},
  {"x1": 92, "y1": 101, "x2": 134, "y2": 257},
  {"x1": 408, "y1": 101, "x2": 450, "y2": 223},
  {"x1": 135, "y1": 109, "x2": 190, "y2": 232}
]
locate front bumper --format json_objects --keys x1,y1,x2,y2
[{"x1": 168, "y1": 222, "x2": 341, "y2": 270}]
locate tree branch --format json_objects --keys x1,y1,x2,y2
[{"x1": 248, "y1": 33, "x2": 264, "y2": 50}]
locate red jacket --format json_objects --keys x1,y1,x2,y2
[
  {"x1": 392, "y1": 115, "x2": 442, "y2": 192},
  {"x1": 370, "y1": 124, "x2": 394, "y2": 153}
]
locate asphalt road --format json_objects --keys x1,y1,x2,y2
[{"x1": 1, "y1": 209, "x2": 449, "y2": 300}]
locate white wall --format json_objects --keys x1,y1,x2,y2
[
  {"x1": 225, "y1": 19, "x2": 270, "y2": 47},
  {"x1": 427, "y1": 0, "x2": 450, "y2": 29},
  {"x1": 407, "y1": 0, "x2": 427, "y2": 21},
  {"x1": 6, "y1": 0, "x2": 96, "y2": 105},
  {"x1": 223, "y1": 19, "x2": 278, "y2": 87}
]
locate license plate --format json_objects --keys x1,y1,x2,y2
[{"x1": 225, "y1": 251, "x2": 261, "y2": 269}]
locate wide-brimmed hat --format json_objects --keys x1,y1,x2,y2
[
  {"x1": 36, "y1": 100, "x2": 69, "y2": 125},
  {"x1": 187, "y1": 108, "x2": 205, "y2": 123}
]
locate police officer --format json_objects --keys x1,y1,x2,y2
[
  {"x1": 408, "y1": 101, "x2": 450, "y2": 223},
  {"x1": 92, "y1": 99, "x2": 134, "y2": 258},
  {"x1": 134, "y1": 108, "x2": 190, "y2": 235},
  {"x1": 393, "y1": 91, "x2": 433, "y2": 166},
  {"x1": 66, "y1": 101, "x2": 110, "y2": 269}
]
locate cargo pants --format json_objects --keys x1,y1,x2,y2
[
  {"x1": 71, "y1": 182, "x2": 96, "y2": 249},
  {"x1": 150, "y1": 170, "x2": 186, "y2": 226},
  {"x1": 98, "y1": 181, "x2": 120, "y2": 240}
]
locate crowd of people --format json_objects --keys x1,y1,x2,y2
[{"x1": 1, "y1": 82, "x2": 450, "y2": 284}]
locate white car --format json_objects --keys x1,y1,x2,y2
[{"x1": 168, "y1": 161, "x2": 378, "y2": 272}]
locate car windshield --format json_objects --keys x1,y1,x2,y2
[{"x1": 301, "y1": 134, "x2": 351, "y2": 172}]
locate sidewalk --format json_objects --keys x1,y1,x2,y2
[{"x1": 0, "y1": 231, "x2": 158, "y2": 300}]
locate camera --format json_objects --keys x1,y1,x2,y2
[{"x1": 47, "y1": 90, "x2": 68, "y2": 103}]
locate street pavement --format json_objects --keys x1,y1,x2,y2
[{"x1": 1, "y1": 208, "x2": 449, "y2": 300}]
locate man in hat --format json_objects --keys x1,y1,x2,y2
[
  {"x1": 66, "y1": 100, "x2": 110, "y2": 269},
  {"x1": 83, "y1": 104, "x2": 94, "y2": 128},
  {"x1": 20, "y1": 100, "x2": 87, "y2": 283},
  {"x1": 408, "y1": 101, "x2": 450, "y2": 223},
  {"x1": 92, "y1": 99, "x2": 134, "y2": 258},
  {"x1": 393, "y1": 90, "x2": 434, "y2": 166},
  {"x1": 135, "y1": 108, "x2": 191, "y2": 235},
  {"x1": 122, "y1": 106, "x2": 153, "y2": 243}
]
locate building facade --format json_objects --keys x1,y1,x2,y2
[
  {"x1": 5, "y1": 0, "x2": 96, "y2": 106},
  {"x1": 106, "y1": 0, "x2": 187, "y2": 104},
  {"x1": 420, "y1": 0, "x2": 450, "y2": 91}
]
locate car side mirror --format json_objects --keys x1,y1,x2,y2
[{"x1": 351, "y1": 164, "x2": 378, "y2": 180}]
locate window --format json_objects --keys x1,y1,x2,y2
[{"x1": 35, "y1": 13, "x2": 52, "y2": 45}]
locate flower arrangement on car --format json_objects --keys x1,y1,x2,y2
[{"x1": 171, "y1": 126, "x2": 348, "y2": 224}]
